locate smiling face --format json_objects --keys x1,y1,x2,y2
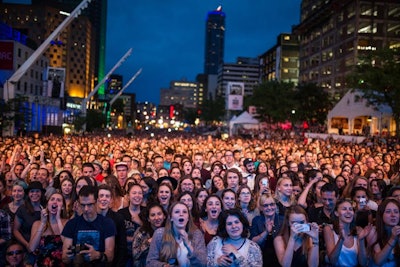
[
  {"x1": 12, "y1": 185, "x2": 25, "y2": 201},
  {"x1": 61, "y1": 180, "x2": 73, "y2": 196},
  {"x1": 335, "y1": 201, "x2": 354, "y2": 224},
  {"x1": 97, "y1": 189, "x2": 112, "y2": 210},
  {"x1": 278, "y1": 178, "x2": 293, "y2": 198},
  {"x1": 213, "y1": 176, "x2": 224, "y2": 190},
  {"x1": 222, "y1": 191, "x2": 236, "y2": 210},
  {"x1": 28, "y1": 189, "x2": 42, "y2": 203},
  {"x1": 148, "y1": 206, "x2": 166, "y2": 229},
  {"x1": 171, "y1": 203, "x2": 189, "y2": 230},
  {"x1": 206, "y1": 196, "x2": 222, "y2": 219},
  {"x1": 157, "y1": 185, "x2": 172, "y2": 205},
  {"x1": 260, "y1": 197, "x2": 276, "y2": 217},
  {"x1": 129, "y1": 185, "x2": 143, "y2": 206},
  {"x1": 226, "y1": 215, "x2": 243, "y2": 240}
]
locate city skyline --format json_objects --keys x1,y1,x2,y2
[{"x1": 106, "y1": 1, "x2": 302, "y2": 104}]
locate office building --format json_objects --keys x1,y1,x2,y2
[
  {"x1": 0, "y1": 0, "x2": 107, "y2": 100},
  {"x1": 294, "y1": 0, "x2": 400, "y2": 99},
  {"x1": 204, "y1": 5, "x2": 225, "y2": 75},
  {"x1": 259, "y1": 33, "x2": 300, "y2": 84},
  {"x1": 217, "y1": 57, "x2": 260, "y2": 98},
  {"x1": 160, "y1": 80, "x2": 202, "y2": 109}
]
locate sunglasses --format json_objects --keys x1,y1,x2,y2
[{"x1": 7, "y1": 250, "x2": 23, "y2": 256}]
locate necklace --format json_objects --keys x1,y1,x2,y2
[{"x1": 223, "y1": 238, "x2": 246, "y2": 250}]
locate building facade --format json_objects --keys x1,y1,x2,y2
[
  {"x1": 0, "y1": 0, "x2": 107, "y2": 99},
  {"x1": 294, "y1": 0, "x2": 400, "y2": 99},
  {"x1": 259, "y1": 33, "x2": 300, "y2": 85},
  {"x1": 217, "y1": 57, "x2": 260, "y2": 98},
  {"x1": 204, "y1": 6, "x2": 225, "y2": 75},
  {"x1": 160, "y1": 80, "x2": 202, "y2": 109}
]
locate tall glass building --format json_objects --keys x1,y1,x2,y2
[{"x1": 204, "y1": 6, "x2": 225, "y2": 75}]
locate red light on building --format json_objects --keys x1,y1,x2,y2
[{"x1": 169, "y1": 105, "x2": 174, "y2": 119}]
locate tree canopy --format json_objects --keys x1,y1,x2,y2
[{"x1": 347, "y1": 47, "x2": 400, "y2": 136}]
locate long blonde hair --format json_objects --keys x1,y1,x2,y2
[{"x1": 159, "y1": 202, "x2": 198, "y2": 262}]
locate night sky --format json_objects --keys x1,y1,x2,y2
[
  {"x1": 4, "y1": 0, "x2": 303, "y2": 104},
  {"x1": 106, "y1": 0, "x2": 302, "y2": 104}
]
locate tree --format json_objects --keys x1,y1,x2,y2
[
  {"x1": 294, "y1": 83, "x2": 333, "y2": 125},
  {"x1": 347, "y1": 48, "x2": 400, "y2": 137},
  {"x1": 0, "y1": 94, "x2": 32, "y2": 136},
  {"x1": 200, "y1": 96, "x2": 225, "y2": 124},
  {"x1": 247, "y1": 81, "x2": 296, "y2": 123}
]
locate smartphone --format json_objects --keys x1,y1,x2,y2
[
  {"x1": 359, "y1": 197, "x2": 367, "y2": 207},
  {"x1": 296, "y1": 223, "x2": 311, "y2": 233}
]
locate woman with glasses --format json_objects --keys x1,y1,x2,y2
[
  {"x1": 236, "y1": 185, "x2": 259, "y2": 226},
  {"x1": 250, "y1": 194, "x2": 283, "y2": 267}
]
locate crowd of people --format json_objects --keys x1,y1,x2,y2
[{"x1": 0, "y1": 132, "x2": 400, "y2": 266}]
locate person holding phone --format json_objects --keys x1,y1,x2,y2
[
  {"x1": 274, "y1": 205, "x2": 319, "y2": 267},
  {"x1": 323, "y1": 199, "x2": 371, "y2": 267},
  {"x1": 207, "y1": 208, "x2": 262, "y2": 267}
]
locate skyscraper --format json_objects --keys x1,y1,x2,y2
[{"x1": 204, "y1": 5, "x2": 225, "y2": 75}]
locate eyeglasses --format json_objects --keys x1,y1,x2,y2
[
  {"x1": 240, "y1": 192, "x2": 251, "y2": 195},
  {"x1": 79, "y1": 202, "x2": 96, "y2": 208},
  {"x1": 7, "y1": 250, "x2": 23, "y2": 256},
  {"x1": 262, "y1": 203, "x2": 275, "y2": 208}
]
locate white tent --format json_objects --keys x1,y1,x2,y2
[
  {"x1": 229, "y1": 111, "x2": 259, "y2": 136},
  {"x1": 327, "y1": 90, "x2": 394, "y2": 135}
]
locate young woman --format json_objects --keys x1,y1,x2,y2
[
  {"x1": 156, "y1": 183, "x2": 174, "y2": 212},
  {"x1": 3, "y1": 181, "x2": 26, "y2": 226},
  {"x1": 221, "y1": 189, "x2": 237, "y2": 210},
  {"x1": 236, "y1": 185, "x2": 259, "y2": 226},
  {"x1": 371, "y1": 198, "x2": 400, "y2": 266},
  {"x1": 199, "y1": 194, "x2": 223, "y2": 245},
  {"x1": 182, "y1": 161, "x2": 193, "y2": 176},
  {"x1": 274, "y1": 205, "x2": 319, "y2": 267},
  {"x1": 146, "y1": 202, "x2": 207, "y2": 266},
  {"x1": 139, "y1": 177, "x2": 157, "y2": 207},
  {"x1": 103, "y1": 175, "x2": 127, "y2": 211},
  {"x1": 210, "y1": 175, "x2": 225, "y2": 196},
  {"x1": 132, "y1": 203, "x2": 167, "y2": 267},
  {"x1": 177, "y1": 192, "x2": 199, "y2": 224},
  {"x1": 28, "y1": 192, "x2": 68, "y2": 266},
  {"x1": 207, "y1": 208, "x2": 263, "y2": 267},
  {"x1": 13, "y1": 181, "x2": 46, "y2": 252},
  {"x1": 369, "y1": 178, "x2": 386, "y2": 206},
  {"x1": 59, "y1": 176, "x2": 75, "y2": 218},
  {"x1": 118, "y1": 183, "x2": 144, "y2": 265},
  {"x1": 250, "y1": 194, "x2": 283, "y2": 267},
  {"x1": 274, "y1": 177, "x2": 295, "y2": 217},
  {"x1": 323, "y1": 199, "x2": 370, "y2": 267},
  {"x1": 195, "y1": 188, "x2": 208, "y2": 212}
]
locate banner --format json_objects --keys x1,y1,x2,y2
[
  {"x1": 227, "y1": 82, "x2": 244, "y2": 111},
  {"x1": 46, "y1": 67, "x2": 65, "y2": 98},
  {"x1": 0, "y1": 41, "x2": 14, "y2": 70}
]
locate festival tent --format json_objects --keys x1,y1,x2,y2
[
  {"x1": 229, "y1": 111, "x2": 260, "y2": 136},
  {"x1": 327, "y1": 90, "x2": 394, "y2": 135}
]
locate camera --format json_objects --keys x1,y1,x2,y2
[{"x1": 70, "y1": 244, "x2": 88, "y2": 254}]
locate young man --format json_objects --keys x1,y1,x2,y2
[
  {"x1": 97, "y1": 184, "x2": 127, "y2": 267},
  {"x1": 62, "y1": 186, "x2": 116, "y2": 266}
]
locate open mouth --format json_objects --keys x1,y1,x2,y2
[
  {"x1": 178, "y1": 218, "x2": 184, "y2": 222},
  {"x1": 210, "y1": 210, "x2": 217, "y2": 215}
]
